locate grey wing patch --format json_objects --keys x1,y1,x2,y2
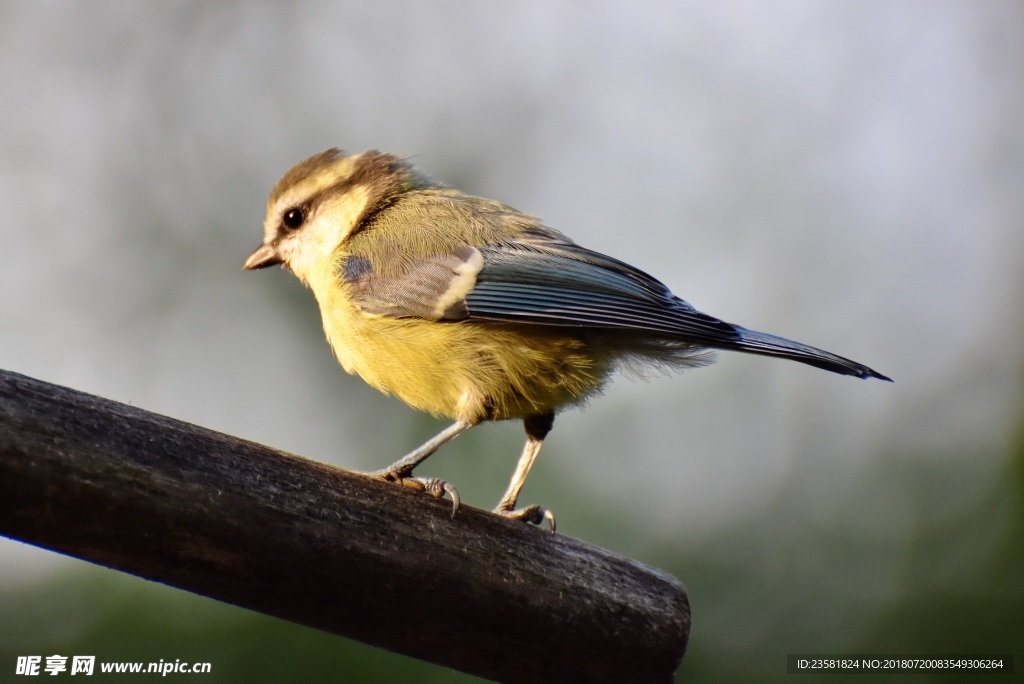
[
  {"x1": 465, "y1": 241, "x2": 743, "y2": 344},
  {"x1": 338, "y1": 245, "x2": 483, "y2": 321}
]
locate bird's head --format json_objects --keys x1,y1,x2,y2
[{"x1": 243, "y1": 148, "x2": 430, "y2": 285}]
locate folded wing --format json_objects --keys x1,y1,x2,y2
[{"x1": 342, "y1": 235, "x2": 890, "y2": 381}]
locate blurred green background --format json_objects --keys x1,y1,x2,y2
[{"x1": 1, "y1": 1, "x2": 1021, "y2": 681}]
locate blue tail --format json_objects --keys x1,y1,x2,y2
[{"x1": 726, "y1": 327, "x2": 891, "y2": 381}]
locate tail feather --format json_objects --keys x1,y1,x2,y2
[{"x1": 726, "y1": 327, "x2": 892, "y2": 381}]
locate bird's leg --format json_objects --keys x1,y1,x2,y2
[
  {"x1": 494, "y1": 412, "x2": 556, "y2": 532},
  {"x1": 370, "y1": 419, "x2": 474, "y2": 516}
]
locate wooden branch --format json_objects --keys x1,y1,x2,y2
[{"x1": 0, "y1": 369, "x2": 689, "y2": 683}]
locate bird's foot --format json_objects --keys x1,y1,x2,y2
[
  {"x1": 494, "y1": 504, "x2": 556, "y2": 533},
  {"x1": 371, "y1": 469, "x2": 461, "y2": 518}
]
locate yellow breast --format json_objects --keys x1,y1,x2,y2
[{"x1": 317, "y1": 288, "x2": 607, "y2": 423}]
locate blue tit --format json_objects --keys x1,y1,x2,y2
[{"x1": 244, "y1": 149, "x2": 890, "y2": 530}]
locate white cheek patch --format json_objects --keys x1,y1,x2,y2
[{"x1": 279, "y1": 185, "x2": 371, "y2": 286}]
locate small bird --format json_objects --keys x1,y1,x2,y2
[{"x1": 244, "y1": 148, "x2": 890, "y2": 531}]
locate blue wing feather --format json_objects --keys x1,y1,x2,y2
[
  {"x1": 465, "y1": 241, "x2": 890, "y2": 381},
  {"x1": 467, "y1": 243, "x2": 743, "y2": 344},
  {"x1": 342, "y1": 234, "x2": 889, "y2": 381}
]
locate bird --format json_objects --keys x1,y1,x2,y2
[{"x1": 244, "y1": 148, "x2": 890, "y2": 531}]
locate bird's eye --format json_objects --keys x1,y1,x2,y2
[{"x1": 282, "y1": 207, "x2": 305, "y2": 230}]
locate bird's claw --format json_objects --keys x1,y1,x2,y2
[
  {"x1": 494, "y1": 504, "x2": 556, "y2": 533},
  {"x1": 372, "y1": 470, "x2": 460, "y2": 517},
  {"x1": 406, "y1": 476, "x2": 461, "y2": 517}
]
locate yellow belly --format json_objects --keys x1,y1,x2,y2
[{"x1": 320, "y1": 297, "x2": 607, "y2": 423}]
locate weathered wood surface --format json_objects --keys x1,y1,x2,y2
[{"x1": 0, "y1": 369, "x2": 689, "y2": 683}]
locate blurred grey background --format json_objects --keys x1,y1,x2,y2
[{"x1": 1, "y1": 1, "x2": 1021, "y2": 681}]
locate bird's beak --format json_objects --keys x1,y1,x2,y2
[{"x1": 243, "y1": 242, "x2": 283, "y2": 270}]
